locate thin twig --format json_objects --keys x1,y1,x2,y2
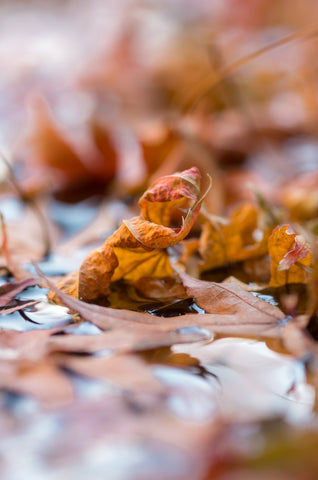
[
  {"x1": 0, "y1": 212, "x2": 11, "y2": 268},
  {"x1": 184, "y1": 25, "x2": 318, "y2": 112},
  {"x1": 0, "y1": 152, "x2": 52, "y2": 259}
]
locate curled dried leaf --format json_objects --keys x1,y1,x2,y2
[{"x1": 51, "y1": 167, "x2": 206, "y2": 302}]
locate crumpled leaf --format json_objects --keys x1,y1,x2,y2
[
  {"x1": 268, "y1": 225, "x2": 312, "y2": 287},
  {"x1": 199, "y1": 202, "x2": 269, "y2": 272},
  {"x1": 52, "y1": 167, "x2": 206, "y2": 302},
  {"x1": 138, "y1": 166, "x2": 201, "y2": 225}
]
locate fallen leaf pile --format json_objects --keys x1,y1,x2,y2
[{"x1": 2, "y1": 1, "x2": 318, "y2": 479}]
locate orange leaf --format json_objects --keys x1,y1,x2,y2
[
  {"x1": 52, "y1": 167, "x2": 206, "y2": 302},
  {"x1": 268, "y1": 225, "x2": 312, "y2": 287}
]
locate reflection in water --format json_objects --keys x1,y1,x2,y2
[
  {"x1": 170, "y1": 338, "x2": 315, "y2": 424},
  {"x1": 0, "y1": 336, "x2": 315, "y2": 480},
  {"x1": 153, "y1": 366, "x2": 219, "y2": 422},
  {"x1": 19, "y1": 301, "x2": 72, "y2": 328}
]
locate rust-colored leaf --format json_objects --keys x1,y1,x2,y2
[{"x1": 268, "y1": 225, "x2": 312, "y2": 287}]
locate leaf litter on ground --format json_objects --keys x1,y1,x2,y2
[{"x1": 2, "y1": 2, "x2": 318, "y2": 478}]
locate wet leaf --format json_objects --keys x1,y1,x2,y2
[
  {"x1": 177, "y1": 270, "x2": 285, "y2": 337},
  {"x1": 268, "y1": 225, "x2": 312, "y2": 287},
  {"x1": 0, "y1": 300, "x2": 39, "y2": 315},
  {"x1": 43, "y1": 266, "x2": 284, "y2": 339},
  {"x1": 55, "y1": 353, "x2": 165, "y2": 393},
  {"x1": 48, "y1": 326, "x2": 212, "y2": 355},
  {"x1": 0, "y1": 278, "x2": 37, "y2": 307},
  {"x1": 0, "y1": 328, "x2": 61, "y2": 361},
  {"x1": 0, "y1": 328, "x2": 73, "y2": 407}
]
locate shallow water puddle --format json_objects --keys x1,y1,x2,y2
[
  {"x1": 170, "y1": 338, "x2": 315, "y2": 424},
  {"x1": 0, "y1": 276, "x2": 315, "y2": 477},
  {"x1": 0, "y1": 336, "x2": 315, "y2": 480}
]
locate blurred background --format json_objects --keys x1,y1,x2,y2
[{"x1": 1, "y1": 0, "x2": 318, "y2": 212}]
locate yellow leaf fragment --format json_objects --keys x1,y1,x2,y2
[{"x1": 199, "y1": 203, "x2": 269, "y2": 272}]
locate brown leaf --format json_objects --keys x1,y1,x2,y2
[
  {"x1": 177, "y1": 270, "x2": 285, "y2": 338},
  {"x1": 43, "y1": 266, "x2": 285, "y2": 339},
  {"x1": 0, "y1": 327, "x2": 76, "y2": 407},
  {"x1": 48, "y1": 325, "x2": 211, "y2": 356},
  {"x1": 138, "y1": 167, "x2": 200, "y2": 223},
  {"x1": 0, "y1": 328, "x2": 60, "y2": 361},
  {"x1": 0, "y1": 278, "x2": 37, "y2": 307},
  {"x1": 0, "y1": 327, "x2": 73, "y2": 407}
]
